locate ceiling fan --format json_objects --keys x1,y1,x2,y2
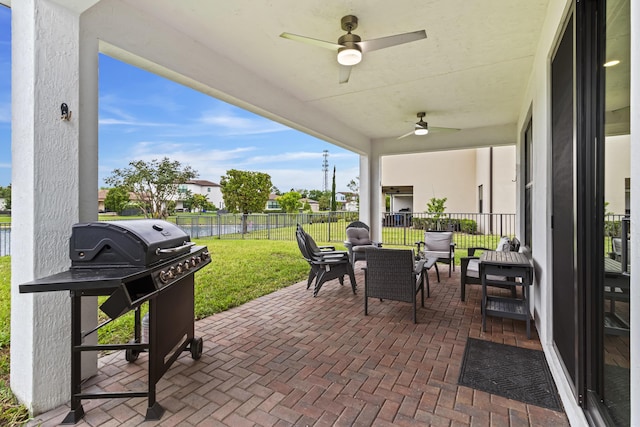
[
  {"x1": 397, "y1": 112, "x2": 460, "y2": 140},
  {"x1": 280, "y1": 15, "x2": 426, "y2": 84}
]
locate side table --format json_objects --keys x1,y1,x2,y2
[{"x1": 479, "y1": 251, "x2": 534, "y2": 338}]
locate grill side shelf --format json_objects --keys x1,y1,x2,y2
[{"x1": 18, "y1": 267, "x2": 146, "y2": 294}]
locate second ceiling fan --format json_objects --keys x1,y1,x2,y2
[
  {"x1": 280, "y1": 15, "x2": 426, "y2": 84},
  {"x1": 397, "y1": 112, "x2": 460, "y2": 140}
]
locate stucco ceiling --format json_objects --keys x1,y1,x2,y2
[{"x1": 84, "y1": 0, "x2": 552, "y2": 154}]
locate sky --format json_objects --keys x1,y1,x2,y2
[{"x1": 0, "y1": 6, "x2": 359, "y2": 193}]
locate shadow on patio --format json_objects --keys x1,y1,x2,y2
[{"x1": 28, "y1": 267, "x2": 569, "y2": 426}]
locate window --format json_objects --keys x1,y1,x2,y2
[
  {"x1": 478, "y1": 185, "x2": 483, "y2": 213},
  {"x1": 524, "y1": 117, "x2": 533, "y2": 249},
  {"x1": 207, "y1": 187, "x2": 211, "y2": 192}
]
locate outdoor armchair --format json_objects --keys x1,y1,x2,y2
[
  {"x1": 296, "y1": 224, "x2": 356, "y2": 297},
  {"x1": 415, "y1": 231, "x2": 456, "y2": 277},
  {"x1": 364, "y1": 248, "x2": 426, "y2": 323},
  {"x1": 460, "y1": 236, "x2": 520, "y2": 301},
  {"x1": 344, "y1": 221, "x2": 382, "y2": 266}
]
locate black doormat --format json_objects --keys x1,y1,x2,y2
[{"x1": 458, "y1": 338, "x2": 562, "y2": 411}]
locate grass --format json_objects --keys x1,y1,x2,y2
[
  {"x1": 0, "y1": 257, "x2": 30, "y2": 426},
  {"x1": 0, "y1": 216, "x2": 10, "y2": 224}
]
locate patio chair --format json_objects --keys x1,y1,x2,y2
[
  {"x1": 460, "y1": 236, "x2": 520, "y2": 301},
  {"x1": 364, "y1": 248, "x2": 426, "y2": 323},
  {"x1": 344, "y1": 221, "x2": 382, "y2": 266},
  {"x1": 415, "y1": 231, "x2": 456, "y2": 277},
  {"x1": 296, "y1": 226, "x2": 356, "y2": 297}
]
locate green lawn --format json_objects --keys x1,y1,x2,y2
[
  {"x1": 0, "y1": 216, "x2": 10, "y2": 224},
  {"x1": 0, "y1": 257, "x2": 30, "y2": 426}
]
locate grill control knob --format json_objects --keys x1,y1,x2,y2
[
  {"x1": 159, "y1": 271, "x2": 169, "y2": 284},
  {"x1": 190, "y1": 257, "x2": 197, "y2": 267},
  {"x1": 195, "y1": 256, "x2": 202, "y2": 264},
  {"x1": 201, "y1": 251, "x2": 210, "y2": 261},
  {"x1": 167, "y1": 266, "x2": 176, "y2": 279},
  {"x1": 184, "y1": 261, "x2": 191, "y2": 270},
  {"x1": 176, "y1": 264, "x2": 183, "y2": 274}
]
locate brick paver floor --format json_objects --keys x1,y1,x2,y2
[{"x1": 27, "y1": 266, "x2": 569, "y2": 426}]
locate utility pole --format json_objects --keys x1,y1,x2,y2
[{"x1": 322, "y1": 150, "x2": 329, "y2": 191}]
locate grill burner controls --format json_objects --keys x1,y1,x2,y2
[
  {"x1": 19, "y1": 220, "x2": 211, "y2": 424},
  {"x1": 158, "y1": 252, "x2": 209, "y2": 285}
]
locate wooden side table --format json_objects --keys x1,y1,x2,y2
[{"x1": 479, "y1": 251, "x2": 534, "y2": 338}]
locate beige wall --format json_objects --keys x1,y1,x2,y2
[
  {"x1": 382, "y1": 147, "x2": 516, "y2": 214},
  {"x1": 605, "y1": 135, "x2": 630, "y2": 214},
  {"x1": 382, "y1": 149, "x2": 479, "y2": 213}
]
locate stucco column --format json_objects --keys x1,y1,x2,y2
[
  {"x1": 10, "y1": 0, "x2": 98, "y2": 414},
  {"x1": 359, "y1": 154, "x2": 383, "y2": 241}
]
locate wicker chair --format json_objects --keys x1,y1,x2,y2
[
  {"x1": 296, "y1": 225, "x2": 356, "y2": 297},
  {"x1": 415, "y1": 231, "x2": 456, "y2": 277},
  {"x1": 364, "y1": 248, "x2": 426, "y2": 323},
  {"x1": 460, "y1": 237, "x2": 519, "y2": 301},
  {"x1": 344, "y1": 221, "x2": 382, "y2": 266}
]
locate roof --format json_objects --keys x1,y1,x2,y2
[{"x1": 185, "y1": 180, "x2": 220, "y2": 187}]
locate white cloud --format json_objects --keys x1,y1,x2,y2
[
  {"x1": 198, "y1": 110, "x2": 290, "y2": 135},
  {"x1": 99, "y1": 139, "x2": 360, "y2": 191},
  {"x1": 99, "y1": 118, "x2": 176, "y2": 127}
]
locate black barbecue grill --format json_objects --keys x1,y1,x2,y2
[{"x1": 19, "y1": 220, "x2": 211, "y2": 424}]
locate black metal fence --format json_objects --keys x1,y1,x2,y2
[
  {"x1": 382, "y1": 212, "x2": 516, "y2": 248},
  {"x1": 174, "y1": 211, "x2": 517, "y2": 251},
  {"x1": 174, "y1": 212, "x2": 359, "y2": 242},
  {"x1": 0, "y1": 213, "x2": 628, "y2": 257}
]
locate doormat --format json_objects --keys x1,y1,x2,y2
[{"x1": 458, "y1": 338, "x2": 562, "y2": 411}]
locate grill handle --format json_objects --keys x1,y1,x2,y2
[{"x1": 155, "y1": 241, "x2": 196, "y2": 255}]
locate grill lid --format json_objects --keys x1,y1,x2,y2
[{"x1": 70, "y1": 220, "x2": 192, "y2": 268}]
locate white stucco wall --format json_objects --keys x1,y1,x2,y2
[{"x1": 10, "y1": 0, "x2": 99, "y2": 414}]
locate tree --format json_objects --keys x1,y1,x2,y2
[
  {"x1": 220, "y1": 169, "x2": 272, "y2": 233},
  {"x1": 347, "y1": 177, "x2": 359, "y2": 207},
  {"x1": 0, "y1": 184, "x2": 10, "y2": 210},
  {"x1": 105, "y1": 157, "x2": 197, "y2": 219},
  {"x1": 308, "y1": 189, "x2": 326, "y2": 202},
  {"x1": 191, "y1": 194, "x2": 210, "y2": 213},
  {"x1": 426, "y1": 197, "x2": 448, "y2": 230},
  {"x1": 271, "y1": 185, "x2": 282, "y2": 196},
  {"x1": 104, "y1": 186, "x2": 130, "y2": 213},
  {"x1": 318, "y1": 193, "x2": 331, "y2": 211},
  {"x1": 330, "y1": 166, "x2": 337, "y2": 211},
  {"x1": 278, "y1": 191, "x2": 302, "y2": 213}
]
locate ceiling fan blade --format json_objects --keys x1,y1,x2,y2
[
  {"x1": 430, "y1": 126, "x2": 460, "y2": 134},
  {"x1": 279, "y1": 32, "x2": 344, "y2": 50},
  {"x1": 397, "y1": 130, "x2": 415, "y2": 140},
  {"x1": 358, "y1": 30, "x2": 426, "y2": 53},
  {"x1": 339, "y1": 65, "x2": 352, "y2": 84}
]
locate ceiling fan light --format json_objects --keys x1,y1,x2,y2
[
  {"x1": 414, "y1": 127, "x2": 429, "y2": 136},
  {"x1": 337, "y1": 48, "x2": 362, "y2": 66}
]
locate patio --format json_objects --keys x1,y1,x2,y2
[{"x1": 27, "y1": 268, "x2": 568, "y2": 426}]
